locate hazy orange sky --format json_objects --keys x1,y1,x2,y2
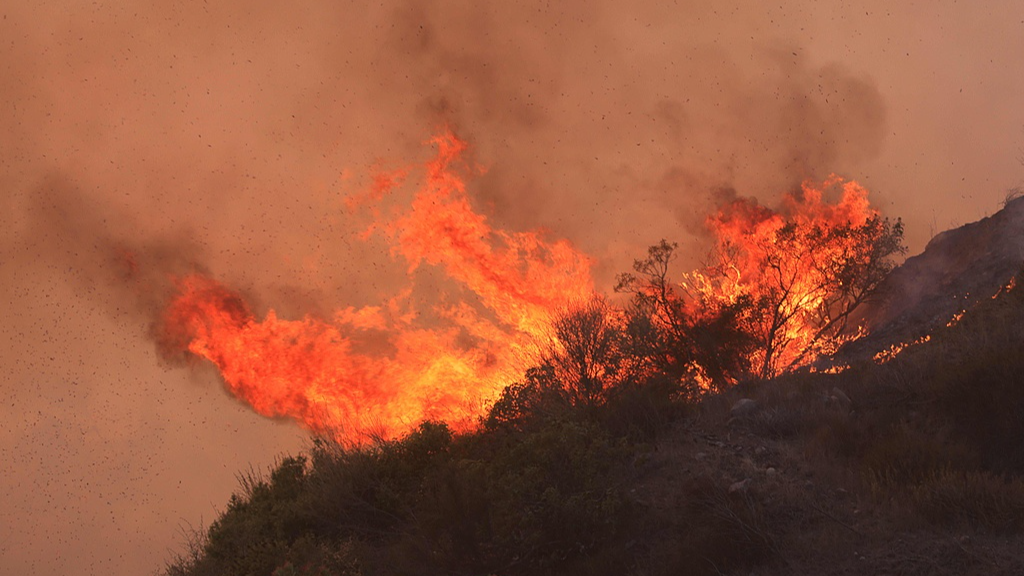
[{"x1": 2, "y1": 1, "x2": 1022, "y2": 574}]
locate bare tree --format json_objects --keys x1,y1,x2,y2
[
  {"x1": 616, "y1": 240, "x2": 754, "y2": 389},
  {"x1": 707, "y1": 215, "x2": 905, "y2": 378},
  {"x1": 617, "y1": 213, "x2": 904, "y2": 383}
]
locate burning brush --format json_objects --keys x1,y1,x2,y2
[{"x1": 148, "y1": 132, "x2": 904, "y2": 441}]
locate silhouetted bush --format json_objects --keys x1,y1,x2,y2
[
  {"x1": 169, "y1": 456, "x2": 314, "y2": 576},
  {"x1": 616, "y1": 240, "x2": 755, "y2": 388},
  {"x1": 167, "y1": 413, "x2": 643, "y2": 576},
  {"x1": 641, "y1": 477, "x2": 779, "y2": 576},
  {"x1": 486, "y1": 300, "x2": 690, "y2": 441}
]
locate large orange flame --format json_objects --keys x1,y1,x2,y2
[
  {"x1": 155, "y1": 133, "x2": 899, "y2": 436},
  {"x1": 684, "y1": 177, "x2": 890, "y2": 377},
  {"x1": 158, "y1": 131, "x2": 594, "y2": 441}
]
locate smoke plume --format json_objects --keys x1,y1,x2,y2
[{"x1": 2, "y1": 1, "x2": 1022, "y2": 575}]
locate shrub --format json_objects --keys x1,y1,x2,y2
[
  {"x1": 885, "y1": 279, "x2": 1024, "y2": 473},
  {"x1": 861, "y1": 427, "x2": 975, "y2": 490},
  {"x1": 395, "y1": 418, "x2": 635, "y2": 576},
  {"x1": 644, "y1": 477, "x2": 779, "y2": 576},
  {"x1": 744, "y1": 406, "x2": 805, "y2": 439},
  {"x1": 302, "y1": 422, "x2": 454, "y2": 542},
  {"x1": 181, "y1": 456, "x2": 312, "y2": 576},
  {"x1": 910, "y1": 469, "x2": 1024, "y2": 532}
]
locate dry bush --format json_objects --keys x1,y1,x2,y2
[
  {"x1": 806, "y1": 410, "x2": 866, "y2": 460},
  {"x1": 640, "y1": 477, "x2": 780, "y2": 576},
  {"x1": 910, "y1": 469, "x2": 1024, "y2": 532},
  {"x1": 861, "y1": 427, "x2": 977, "y2": 489}
]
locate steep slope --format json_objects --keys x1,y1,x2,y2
[
  {"x1": 844, "y1": 195, "x2": 1024, "y2": 360},
  {"x1": 163, "y1": 197, "x2": 1024, "y2": 576}
]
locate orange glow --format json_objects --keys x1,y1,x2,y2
[
  {"x1": 157, "y1": 131, "x2": 594, "y2": 441},
  {"x1": 873, "y1": 334, "x2": 932, "y2": 364},
  {"x1": 993, "y1": 276, "x2": 1017, "y2": 298},
  {"x1": 946, "y1": 310, "x2": 966, "y2": 328},
  {"x1": 685, "y1": 177, "x2": 887, "y2": 377},
  {"x1": 807, "y1": 363, "x2": 850, "y2": 374}
]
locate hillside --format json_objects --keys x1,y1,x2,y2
[
  {"x1": 842, "y1": 195, "x2": 1024, "y2": 361},
  {"x1": 163, "y1": 204, "x2": 1024, "y2": 576}
]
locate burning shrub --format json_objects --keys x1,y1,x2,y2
[
  {"x1": 699, "y1": 179, "x2": 905, "y2": 378},
  {"x1": 615, "y1": 240, "x2": 755, "y2": 390},
  {"x1": 485, "y1": 298, "x2": 688, "y2": 438},
  {"x1": 547, "y1": 298, "x2": 632, "y2": 407},
  {"x1": 619, "y1": 179, "x2": 905, "y2": 384},
  {"x1": 485, "y1": 364, "x2": 568, "y2": 429}
]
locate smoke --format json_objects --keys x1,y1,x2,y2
[
  {"x1": 2, "y1": 1, "x2": 892, "y2": 293},
  {"x1": 2, "y1": 1, "x2": 1023, "y2": 575},
  {"x1": 367, "y1": 1, "x2": 889, "y2": 277}
]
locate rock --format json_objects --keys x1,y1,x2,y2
[
  {"x1": 731, "y1": 398, "x2": 759, "y2": 417},
  {"x1": 829, "y1": 387, "x2": 852, "y2": 408},
  {"x1": 754, "y1": 446, "x2": 767, "y2": 456},
  {"x1": 766, "y1": 467, "x2": 777, "y2": 476},
  {"x1": 729, "y1": 478, "x2": 752, "y2": 494}
]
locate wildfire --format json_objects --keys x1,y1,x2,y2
[
  {"x1": 683, "y1": 176, "x2": 897, "y2": 378},
  {"x1": 150, "y1": 131, "x2": 905, "y2": 437},
  {"x1": 875, "y1": 277, "x2": 1020, "y2": 365},
  {"x1": 993, "y1": 276, "x2": 1017, "y2": 298},
  {"x1": 157, "y1": 131, "x2": 594, "y2": 441},
  {"x1": 873, "y1": 335, "x2": 932, "y2": 364}
]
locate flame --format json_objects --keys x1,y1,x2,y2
[
  {"x1": 946, "y1": 310, "x2": 966, "y2": 328},
  {"x1": 877, "y1": 276, "x2": 1019, "y2": 365},
  {"x1": 993, "y1": 276, "x2": 1017, "y2": 298},
  {"x1": 151, "y1": 134, "x2": 905, "y2": 433},
  {"x1": 157, "y1": 131, "x2": 594, "y2": 441},
  {"x1": 873, "y1": 334, "x2": 931, "y2": 364},
  {"x1": 807, "y1": 363, "x2": 850, "y2": 374},
  {"x1": 685, "y1": 177, "x2": 885, "y2": 377}
]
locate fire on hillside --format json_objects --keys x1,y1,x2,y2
[{"x1": 150, "y1": 131, "x2": 907, "y2": 441}]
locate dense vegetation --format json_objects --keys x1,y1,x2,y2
[{"x1": 164, "y1": 261, "x2": 1024, "y2": 575}]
